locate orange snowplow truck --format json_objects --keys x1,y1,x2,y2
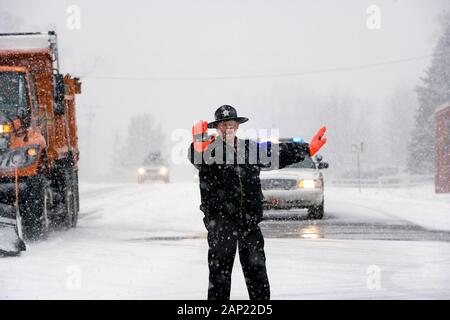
[{"x1": 0, "y1": 31, "x2": 80, "y2": 239}]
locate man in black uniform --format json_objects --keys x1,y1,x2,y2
[{"x1": 188, "y1": 105, "x2": 327, "y2": 300}]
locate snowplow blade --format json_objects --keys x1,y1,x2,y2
[{"x1": 0, "y1": 203, "x2": 26, "y2": 256}]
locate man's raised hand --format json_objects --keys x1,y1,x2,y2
[
  {"x1": 309, "y1": 126, "x2": 327, "y2": 156},
  {"x1": 192, "y1": 120, "x2": 216, "y2": 152}
]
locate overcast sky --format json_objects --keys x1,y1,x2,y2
[{"x1": 1, "y1": 0, "x2": 449, "y2": 180}]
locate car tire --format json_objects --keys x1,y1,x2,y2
[
  {"x1": 307, "y1": 201, "x2": 324, "y2": 220},
  {"x1": 62, "y1": 170, "x2": 77, "y2": 229},
  {"x1": 22, "y1": 175, "x2": 52, "y2": 240}
]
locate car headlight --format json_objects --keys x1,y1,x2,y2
[
  {"x1": 138, "y1": 167, "x2": 146, "y2": 175},
  {"x1": 27, "y1": 148, "x2": 38, "y2": 157},
  {"x1": 159, "y1": 166, "x2": 168, "y2": 175},
  {"x1": 298, "y1": 179, "x2": 322, "y2": 189},
  {"x1": 0, "y1": 124, "x2": 11, "y2": 134}
]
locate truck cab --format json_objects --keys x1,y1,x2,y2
[
  {"x1": 0, "y1": 66, "x2": 45, "y2": 164},
  {"x1": 0, "y1": 32, "x2": 81, "y2": 239}
]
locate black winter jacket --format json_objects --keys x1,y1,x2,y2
[{"x1": 188, "y1": 136, "x2": 310, "y2": 227}]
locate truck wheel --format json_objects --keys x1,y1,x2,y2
[
  {"x1": 74, "y1": 171, "x2": 80, "y2": 210},
  {"x1": 71, "y1": 187, "x2": 79, "y2": 227},
  {"x1": 65, "y1": 187, "x2": 76, "y2": 228},
  {"x1": 23, "y1": 175, "x2": 52, "y2": 240},
  {"x1": 72, "y1": 171, "x2": 79, "y2": 228},
  {"x1": 307, "y1": 201, "x2": 324, "y2": 220},
  {"x1": 62, "y1": 171, "x2": 77, "y2": 229}
]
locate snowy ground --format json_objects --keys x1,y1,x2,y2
[{"x1": 0, "y1": 182, "x2": 449, "y2": 299}]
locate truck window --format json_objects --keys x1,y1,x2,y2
[
  {"x1": 285, "y1": 156, "x2": 316, "y2": 169},
  {"x1": 0, "y1": 71, "x2": 30, "y2": 120}
]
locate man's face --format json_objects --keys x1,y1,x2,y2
[{"x1": 217, "y1": 120, "x2": 239, "y2": 142}]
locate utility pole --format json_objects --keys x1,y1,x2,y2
[
  {"x1": 271, "y1": 104, "x2": 275, "y2": 130},
  {"x1": 352, "y1": 142, "x2": 364, "y2": 193}
]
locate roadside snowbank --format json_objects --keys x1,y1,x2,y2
[{"x1": 325, "y1": 185, "x2": 450, "y2": 231}]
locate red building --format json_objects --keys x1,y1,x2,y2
[{"x1": 435, "y1": 103, "x2": 450, "y2": 193}]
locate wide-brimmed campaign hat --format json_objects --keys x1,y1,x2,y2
[{"x1": 207, "y1": 105, "x2": 249, "y2": 128}]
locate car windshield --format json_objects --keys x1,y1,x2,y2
[
  {"x1": 143, "y1": 152, "x2": 165, "y2": 166},
  {"x1": 0, "y1": 71, "x2": 29, "y2": 120},
  {"x1": 285, "y1": 156, "x2": 316, "y2": 169}
]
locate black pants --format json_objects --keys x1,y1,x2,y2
[{"x1": 205, "y1": 217, "x2": 270, "y2": 300}]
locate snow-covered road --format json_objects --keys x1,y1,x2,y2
[{"x1": 0, "y1": 182, "x2": 449, "y2": 299}]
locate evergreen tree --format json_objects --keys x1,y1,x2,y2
[{"x1": 408, "y1": 21, "x2": 450, "y2": 174}]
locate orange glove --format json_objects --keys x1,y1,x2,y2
[
  {"x1": 192, "y1": 120, "x2": 216, "y2": 152},
  {"x1": 309, "y1": 126, "x2": 327, "y2": 156}
]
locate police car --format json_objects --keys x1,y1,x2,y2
[{"x1": 260, "y1": 137, "x2": 329, "y2": 219}]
